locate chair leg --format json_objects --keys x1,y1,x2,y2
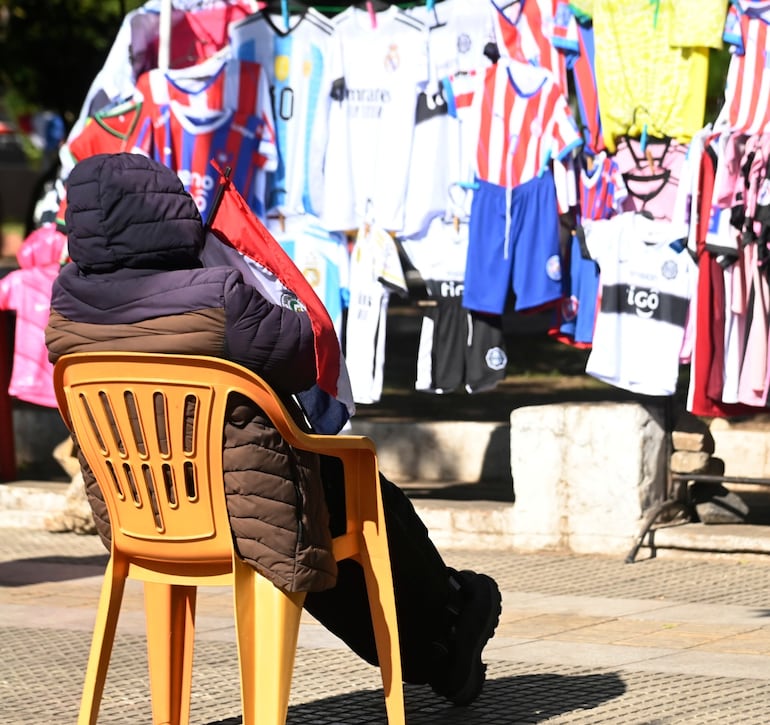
[
  {"x1": 143, "y1": 581, "x2": 197, "y2": 725},
  {"x1": 232, "y1": 555, "x2": 306, "y2": 725},
  {"x1": 359, "y1": 516, "x2": 406, "y2": 724},
  {"x1": 79, "y1": 557, "x2": 127, "y2": 725}
]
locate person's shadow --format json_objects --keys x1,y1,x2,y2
[
  {"x1": 0, "y1": 554, "x2": 108, "y2": 586},
  {"x1": 207, "y1": 671, "x2": 627, "y2": 724}
]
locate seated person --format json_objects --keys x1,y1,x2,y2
[{"x1": 45, "y1": 152, "x2": 501, "y2": 706}]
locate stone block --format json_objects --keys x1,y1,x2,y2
[
  {"x1": 671, "y1": 430, "x2": 715, "y2": 454},
  {"x1": 670, "y1": 450, "x2": 712, "y2": 474},
  {"x1": 690, "y1": 482, "x2": 750, "y2": 525},
  {"x1": 708, "y1": 424, "x2": 770, "y2": 478},
  {"x1": 671, "y1": 410, "x2": 715, "y2": 459},
  {"x1": 350, "y1": 420, "x2": 510, "y2": 484},
  {"x1": 509, "y1": 402, "x2": 667, "y2": 555}
]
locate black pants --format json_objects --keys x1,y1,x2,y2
[{"x1": 304, "y1": 456, "x2": 452, "y2": 685}]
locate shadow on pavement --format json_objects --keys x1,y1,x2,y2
[
  {"x1": 401, "y1": 479, "x2": 514, "y2": 502},
  {"x1": 0, "y1": 553, "x2": 108, "y2": 586},
  {"x1": 205, "y1": 672, "x2": 627, "y2": 725}
]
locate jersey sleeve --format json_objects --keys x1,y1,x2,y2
[
  {"x1": 553, "y1": 1, "x2": 580, "y2": 57},
  {"x1": 723, "y1": 4, "x2": 743, "y2": 53},
  {"x1": 254, "y1": 63, "x2": 278, "y2": 173},
  {"x1": 548, "y1": 85, "x2": 583, "y2": 163}
]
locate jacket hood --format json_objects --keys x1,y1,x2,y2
[
  {"x1": 65, "y1": 152, "x2": 204, "y2": 273},
  {"x1": 17, "y1": 224, "x2": 67, "y2": 270}
]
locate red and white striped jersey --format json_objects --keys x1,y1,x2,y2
[
  {"x1": 489, "y1": 0, "x2": 578, "y2": 94},
  {"x1": 461, "y1": 58, "x2": 581, "y2": 188},
  {"x1": 136, "y1": 58, "x2": 278, "y2": 162},
  {"x1": 134, "y1": 60, "x2": 278, "y2": 218},
  {"x1": 578, "y1": 151, "x2": 627, "y2": 221},
  {"x1": 144, "y1": 56, "x2": 276, "y2": 123},
  {"x1": 721, "y1": 1, "x2": 770, "y2": 135}
]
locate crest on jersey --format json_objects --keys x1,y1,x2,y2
[
  {"x1": 661, "y1": 260, "x2": 677, "y2": 280},
  {"x1": 384, "y1": 44, "x2": 400, "y2": 72}
]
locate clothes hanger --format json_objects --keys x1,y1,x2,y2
[
  {"x1": 425, "y1": 0, "x2": 447, "y2": 29},
  {"x1": 353, "y1": 0, "x2": 391, "y2": 10},
  {"x1": 261, "y1": 0, "x2": 311, "y2": 30},
  {"x1": 353, "y1": 0, "x2": 390, "y2": 29}
]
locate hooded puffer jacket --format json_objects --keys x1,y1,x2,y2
[{"x1": 45, "y1": 152, "x2": 337, "y2": 593}]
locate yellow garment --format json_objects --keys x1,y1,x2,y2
[
  {"x1": 592, "y1": 0, "x2": 712, "y2": 152},
  {"x1": 670, "y1": 0, "x2": 727, "y2": 49}
]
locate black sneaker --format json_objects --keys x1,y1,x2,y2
[{"x1": 431, "y1": 569, "x2": 502, "y2": 706}]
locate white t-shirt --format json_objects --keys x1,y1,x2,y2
[{"x1": 586, "y1": 212, "x2": 698, "y2": 396}]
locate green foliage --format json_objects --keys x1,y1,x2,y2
[{"x1": 0, "y1": 0, "x2": 144, "y2": 126}]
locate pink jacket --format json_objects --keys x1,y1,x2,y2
[{"x1": 0, "y1": 225, "x2": 66, "y2": 407}]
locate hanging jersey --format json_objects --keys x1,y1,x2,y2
[
  {"x1": 228, "y1": 8, "x2": 333, "y2": 216},
  {"x1": 489, "y1": 0, "x2": 579, "y2": 94},
  {"x1": 64, "y1": 100, "x2": 150, "y2": 171},
  {"x1": 130, "y1": 1, "x2": 254, "y2": 76},
  {"x1": 137, "y1": 59, "x2": 278, "y2": 164},
  {"x1": 555, "y1": 149, "x2": 626, "y2": 347},
  {"x1": 401, "y1": 85, "x2": 456, "y2": 238},
  {"x1": 569, "y1": 11, "x2": 604, "y2": 154},
  {"x1": 440, "y1": 68, "x2": 484, "y2": 209},
  {"x1": 407, "y1": 0, "x2": 496, "y2": 81},
  {"x1": 578, "y1": 150, "x2": 627, "y2": 221},
  {"x1": 399, "y1": 214, "x2": 469, "y2": 283},
  {"x1": 585, "y1": 212, "x2": 698, "y2": 396},
  {"x1": 265, "y1": 214, "x2": 350, "y2": 340},
  {"x1": 321, "y1": 6, "x2": 430, "y2": 232},
  {"x1": 136, "y1": 63, "x2": 277, "y2": 218},
  {"x1": 345, "y1": 224, "x2": 407, "y2": 404},
  {"x1": 736, "y1": 241, "x2": 770, "y2": 406},
  {"x1": 151, "y1": 103, "x2": 266, "y2": 220},
  {"x1": 143, "y1": 56, "x2": 277, "y2": 123},
  {"x1": 721, "y1": 1, "x2": 770, "y2": 135},
  {"x1": 460, "y1": 58, "x2": 582, "y2": 189}
]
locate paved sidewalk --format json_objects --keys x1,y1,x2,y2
[{"x1": 2, "y1": 528, "x2": 770, "y2": 723}]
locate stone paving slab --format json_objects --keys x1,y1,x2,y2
[{"x1": 2, "y1": 529, "x2": 770, "y2": 723}]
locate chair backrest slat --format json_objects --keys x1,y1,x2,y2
[{"x1": 55, "y1": 355, "x2": 240, "y2": 564}]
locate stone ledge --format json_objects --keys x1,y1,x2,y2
[{"x1": 644, "y1": 522, "x2": 770, "y2": 559}]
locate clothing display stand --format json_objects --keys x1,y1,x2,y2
[
  {"x1": 624, "y1": 395, "x2": 690, "y2": 563},
  {"x1": 625, "y1": 395, "x2": 770, "y2": 563}
]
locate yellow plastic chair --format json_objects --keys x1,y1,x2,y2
[{"x1": 53, "y1": 351, "x2": 405, "y2": 725}]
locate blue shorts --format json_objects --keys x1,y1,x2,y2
[
  {"x1": 559, "y1": 234, "x2": 600, "y2": 344},
  {"x1": 464, "y1": 173, "x2": 562, "y2": 314}
]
